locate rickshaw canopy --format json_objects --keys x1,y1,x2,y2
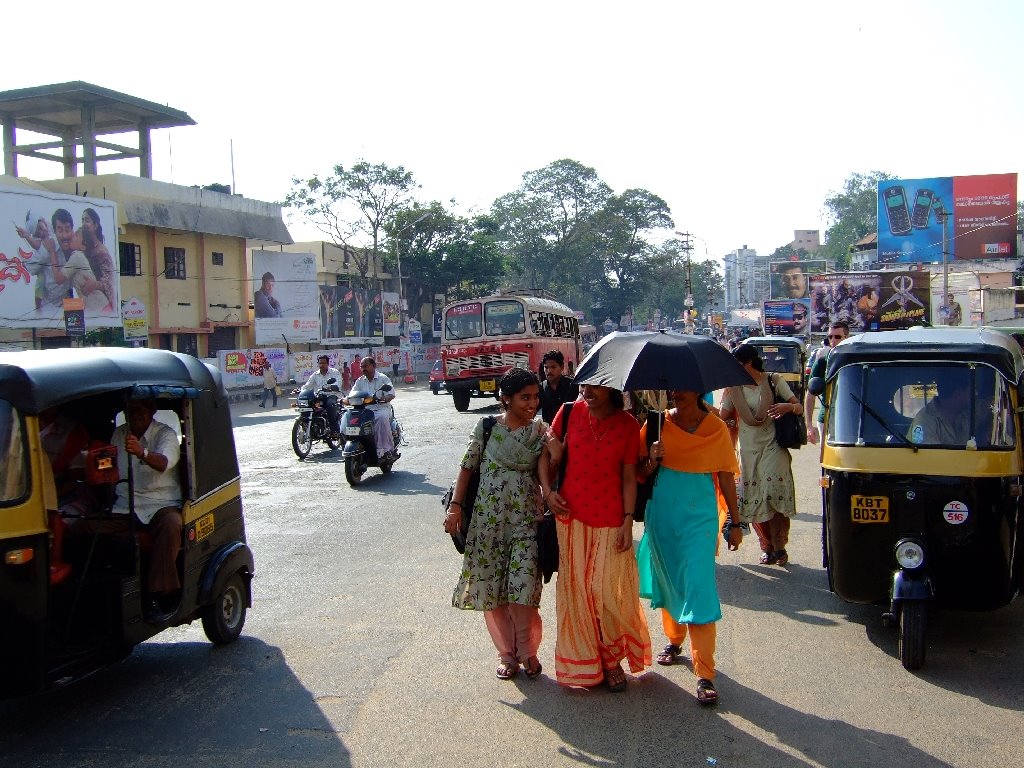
[{"x1": 0, "y1": 348, "x2": 226, "y2": 415}]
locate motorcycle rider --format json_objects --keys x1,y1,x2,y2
[
  {"x1": 353, "y1": 356, "x2": 396, "y2": 459},
  {"x1": 304, "y1": 355, "x2": 343, "y2": 439}
]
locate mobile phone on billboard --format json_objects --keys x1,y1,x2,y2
[
  {"x1": 883, "y1": 186, "x2": 912, "y2": 236},
  {"x1": 911, "y1": 188, "x2": 934, "y2": 230}
]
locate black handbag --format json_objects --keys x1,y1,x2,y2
[
  {"x1": 445, "y1": 416, "x2": 496, "y2": 554},
  {"x1": 537, "y1": 512, "x2": 558, "y2": 583},
  {"x1": 771, "y1": 374, "x2": 806, "y2": 450},
  {"x1": 634, "y1": 410, "x2": 661, "y2": 523}
]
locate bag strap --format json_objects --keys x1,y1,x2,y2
[
  {"x1": 481, "y1": 416, "x2": 496, "y2": 453},
  {"x1": 554, "y1": 402, "x2": 574, "y2": 490},
  {"x1": 644, "y1": 410, "x2": 660, "y2": 449}
]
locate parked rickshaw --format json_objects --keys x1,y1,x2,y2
[
  {"x1": 743, "y1": 336, "x2": 808, "y2": 402},
  {"x1": 808, "y1": 328, "x2": 1024, "y2": 669},
  {"x1": 0, "y1": 348, "x2": 254, "y2": 698}
]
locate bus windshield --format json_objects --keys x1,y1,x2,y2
[{"x1": 445, "y1": 302, "x2": 483, "y2": 340}]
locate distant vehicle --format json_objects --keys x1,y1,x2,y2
[
  {"x1": 580, "y1": 323, "x2": 598, "y2": 352},
  {"x1": 429, "y1": 359, "x2": 445, "y2": 395},
  {"x1": 441, "y1": 292, "x2": 582, "y2": 412}
]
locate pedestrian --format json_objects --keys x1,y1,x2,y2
[
  {"x1": 803, "y1": 320, "x2": 850, "y2": 444},
  {"x1": 545, "y1": 384, "x2": 652, "y2": 691},
  {"x1": 539, "y1": 349, "x2": 579, "y2": 424},
  {"x1": 635, "y1": 389, "x2": 741, "y2": 705},
  {"x1": 720, "y1": 344, "x2": 801, "y2": 566},
  {"x1": 446, "y1": 368, "x2": 554, "y2": 680},
  {"x1": 349, "y1": 355, "x2": 362, "y2": 389},
  {"x1": 391, "y1": 347, "x2": 401, "y2": 379},
  {"x1": 260, "y1": 363, "x2": 278, "y2": 408}
]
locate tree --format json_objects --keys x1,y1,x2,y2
[
  {"x1": 284, "y1": 160, "x2": 419, "y2": 278},
  {"x1": 820, "y1": 171, "x2": 892, "y2": 269}
]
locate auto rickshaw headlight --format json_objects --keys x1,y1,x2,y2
[{"x1": 895, "y1": 539, "x2": 925, "y2": 570}]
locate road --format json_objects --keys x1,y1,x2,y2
[{"x1": 2, "y1": 384, "x2": 1023, "y2": 768}]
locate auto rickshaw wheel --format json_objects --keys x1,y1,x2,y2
[
  {"x1": 898, "y1": 601, "x2": 927, "y2": 671},
  {"x1": 202, "y1": 572, "x2": 247, "y2": 645},
  {"x1": 292, "y1": 419, "x2": 312, "y2": 459},
  {"x1": 345, "y1": 456, "x2": 364, "y2": 486}
]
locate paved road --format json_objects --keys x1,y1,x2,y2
[{"x1": 2, "y1": 384, "x2": 1023, "y2": 767}]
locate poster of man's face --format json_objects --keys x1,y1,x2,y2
[{"x1": 770, "y1": 260, "x2": 826, "y2": 300}]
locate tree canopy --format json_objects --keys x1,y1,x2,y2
[{"x1": 820, "y1": 171, "x2": 892, "y2": 269}]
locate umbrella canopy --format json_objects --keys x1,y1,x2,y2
[{"x1": 574, "y1": 331, "x2": 754, "y2": 392}]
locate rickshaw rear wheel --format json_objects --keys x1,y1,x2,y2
[
  {"x1": 898, "y1": 601, "x2": 927, "y2": 670},
  {"x1": 292, "y1": 419, "x2": 312, "y2": 459},
  {"x1": 202, "y1": 572, "x2": 247, "y2": 645}
]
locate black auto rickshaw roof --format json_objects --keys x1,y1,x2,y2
[
  {"x1": 0, "y1": 347, "x2": 226, "y2": 415},
  {"x1": 825, "y1": 327, "x2": 1024, "y2": 384}
]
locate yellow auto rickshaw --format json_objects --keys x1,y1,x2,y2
[
  {"x1": 0, "y1": 348, "x2": 254, "y2": 698},
  {"x1": 744, "y1": 335, "x2": 808, "y2": 402},
  {"x1": 808, "y1": 328, "x2": 1024, "y2": 669}
]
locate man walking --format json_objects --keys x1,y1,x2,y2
[
  {"x1": 804, "y1": 321, "x2": 850, "y2": 444},
  {"x1": 539, "y1": 350, "x2": 579, "y2": 424},
  {"x1": 260, "y1": 363, "x2": 278, "y2": 408}
]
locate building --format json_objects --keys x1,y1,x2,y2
[
  {"x1": 788, "y1": 229, "x2": 821, "y2": 252},
  {"x1": 723, "y1": 245, "x2": 769, "y2": 310}
]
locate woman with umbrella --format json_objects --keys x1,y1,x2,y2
[
  {"x1": 635, "y1": 389, "x2": 741, "y2": 705},
  {"x1": 545, "y1": 384, "x2": 652, "y2": 691},
  {"x1": 720, "y1": 344, "x2": 801, "y2": 565}
]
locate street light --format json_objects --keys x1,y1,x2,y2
[{"x1": 394, "y1": 211, "x2": 433, "y2": 336}]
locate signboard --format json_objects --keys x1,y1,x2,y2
[
  {"x1": 319, "y1": 284, "x2": 384, "y2": 344},
  {"x1": 408, "y1": 318, "x2": 422, "y2": 344},
  {"x1": 809, "y1": 271, "x2": 930, "y2": 333},
  {"x1": 121, "y1": 296, "x2": 148, "y2": 339},
  {"x1": 763, "y1": 299, "x2": 810, "y2": 337},
  {"x1": 0, "y1": 186, "x2": 121, "y2": 329},
  {"x1": 252, "y1": 250, "x2": 319, "y2": 344},
  {"x1": 770, "y1": 260, "x2": 828, "y2": 299},
  {"x1": 63, "y1": 297, "x2": 85, "y2": 336},
  {"x1": 877, "y1": 174, "x2": 1017, "y2": 263},
  {"x1": 382, "y1": 291, "x2": 401, "y2": 335}
]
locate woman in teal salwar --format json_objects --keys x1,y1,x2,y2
[{"x1": 636, "y1": 390, "x2": 741, "y2": 705}]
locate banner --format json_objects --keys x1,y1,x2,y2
[
  {"x1": 63, "y1": 297, "x2": 85, "y2": 337},
  {"x1": 252, "y1": 250, "x2": 319, "y2": 344},
  {"x1": 877, "y1": 174, "x2": 1017, "y2": 263},
  {"x1": 0, "y1": 186, "x2": 121, "y2": 329},
  {"x1": 763, "y1": 299, "x2": 810, "y2": 337},
  {"x1": 217, "y1": 347, "x2": 288, "y2": 388},
  {"x1": 769, "y1": 260, "x2": 827, "y2": 299},
  {"x1": 809, "y1": 271, "x2": 929, "y2": 333},
  {"x1": 382, "y1": 291, "x2": 400, "y2": 335},
  {"x1": 121, "y1": 296, "x2": 149, "y2": 339}
]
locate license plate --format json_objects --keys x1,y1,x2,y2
[
  {"x1": 479, "y1": 379, "x2": 496, "y2": 392},
  {"x1": 345, "y1": 427, "x2": 361, "y2": 436},
  {"x1": 851, "y1": 495, "x2": 889, "y2": 523},
  {"x1": 195, "y1": 512, "x2": 215, "y2": 542}
]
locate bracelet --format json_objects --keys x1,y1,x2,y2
[
  {"x1": 448, "y1": 500, "x2": 463, "y2": 508},
  {"x1": 624, "y1": 513, "x2": 634, "y2": 518}
]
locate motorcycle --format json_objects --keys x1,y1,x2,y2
[
  {"x1": 291, "y1": 378, "x2": 343, "y2": 459},
  {"x1": 340, "y1": 383, "x2": 405, "y2": 485}
]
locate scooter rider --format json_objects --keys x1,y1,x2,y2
[
  {"x1": 353, "y1": 356, "x2": 396, "y2": 458},
  {"x1": 304, "y1": 355, "x2": 343, "y2": 439}
]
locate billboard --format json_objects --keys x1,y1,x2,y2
[
  {"x1": 763, "y1": 299, "x2": 811, "y2": 337},
  {"x1": 769, "y1": 260, "x2": 828, "y2": 299},
  {"x1": 877, "y1": 174, "x2": 1017, "y2": 263},
  {"x1": 0, "y1": 186, "x2": 121, "y2": 329},
  {"x1": 382, "y1": 291, "x2": 400, "y2": 335},
  {"x1": 809, "y1": 271, "x2": 929, "y2": 333},
  {"x1": 319, "y1": 284, "x2": 385, "y2": 344},
  {"x1": 252, "y1": 250, "x2": 319, "y2": 344}
]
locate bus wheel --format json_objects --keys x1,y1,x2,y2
[{"x1": 453, "y1": 390, "x2": 471, "y2": 412}]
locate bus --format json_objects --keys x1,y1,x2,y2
[
  {"x1": 580, "y1": 323, "x2": 598, "y2": 352},
  {"x1": 442, "y1": 292, "x2": 582, "y2": 411}
]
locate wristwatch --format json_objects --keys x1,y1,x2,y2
[{"x1": 142, "y1": 448, "x2": 149, "y2": 461}]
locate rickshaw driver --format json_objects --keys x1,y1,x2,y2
[
  {"x1": 907, "y1": 382, "x2": 972, "y2": 446},
  {"x1": 111, "y1": 399, "x2": 184, "y2": 621}
]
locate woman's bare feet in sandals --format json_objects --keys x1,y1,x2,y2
[
  {"x1": 524, "y1": 656, "x2": 543, "y2": 678},
  {"x1": 605, "y1": 664, "x2": 627, "y2": 692},
  {"x1": 696, "y1": 677, "x2": 718, "y2": 705},
  {"x1": 656, "y1": 643, "x2": 682, "y2": 666},
  {"x1": 496, "y1": 661, "x2": 519, "y2": 680}
]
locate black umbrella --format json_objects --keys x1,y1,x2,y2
[{"x1": 574, "y1": 331, "x2": 754, "y2": 392}]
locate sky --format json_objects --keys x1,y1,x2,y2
[{"x1": 3, "y1": 0, "x2": 1022, "y2": 268}]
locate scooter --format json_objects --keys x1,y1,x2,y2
[
  {"x1": 291, "y1": 379, "x2": 343, "y2": 459},
  {"x1": 340, "y1": 383, "x2": 405, "y2": 485}
]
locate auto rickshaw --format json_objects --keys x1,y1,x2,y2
[
  {"x1": 0, "y1": 348, "x2": 254, "y2": 698},
  {"x1": 743, "y1": 336, "x2": 808, "y2": 402},
  {"x1": 808, "y1": 328, "x2": 1024, "y2": 669}
]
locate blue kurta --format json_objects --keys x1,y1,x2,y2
[{"x1": 637, "y1": 467, "x2": 722, "y2": 625}]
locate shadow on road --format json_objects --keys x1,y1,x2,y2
[{"x1": 0, "y1": 637, "x2": 350, "y2": 768}]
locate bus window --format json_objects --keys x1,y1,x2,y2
[
  {"x1": 446, "y1": 302, "x2": 483, "y2": 340},
  {"x1": 485, "y1": 300, "x2": 526, "y2": 336}
]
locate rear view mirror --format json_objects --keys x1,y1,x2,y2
[
  {"x1": 327, "y1": 377, "x2": 338, "y2": 385},
  {"x1": 381, "y1": 384, "x2": 393, "y2": 392},
  {"x1": 808, "y1": 377, "x2": 825, "y2": 396}
]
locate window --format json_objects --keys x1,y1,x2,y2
[
  {"x1": 211, "y1": 252, "x2": 224, "y2": 266},
  {"x1": 485, "y1": 300, "x2": 526, "y2": 336},
  {"x1": 164, "y1": 247, "x2": 186, "y2": 280},
  {"x1": 0, "y1": 400, "x2": 28, "y2": 504},
  {"x1": 119, "y1": 242, "x2": 142, "y2": 276},
  {"x1": 445, "y1": 302, "x2": 483, "y2": 340}
]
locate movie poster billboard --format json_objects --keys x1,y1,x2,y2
[
  {"x1": 252, "y1": 250, "x2": 319, "y2": 344},
  {"x1": 877, "y1": 174, "x2": 1017, "y2": 264},
  {"x1": 763, "y1": 299, "x2": 811, "y2": 337},
  {"x1": 809, "y1": 271, "x2": 929, "y2": 333},
  {"x1": 769, "y1": 260, "x2": 828, "y2": 299},
  {"x1": 320, "y1": 284, "x2": 385, "y2": 344},
  {"x1": 0, "y1": 186, "x2": 121, "y2": 329},
  {"x1": 382, "y1": 291, "x2": 401, "y2": 335}
]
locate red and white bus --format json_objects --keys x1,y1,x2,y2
[{"x1": 441, "y1": 292, "x2": 582, "y2": 411}]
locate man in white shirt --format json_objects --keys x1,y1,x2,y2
[
  {"x1": 353, "y1": 357, "x2": 396, "y2": 458},
  {"x1": 111, "y1": 399, "x2": 183, "y2": 620},
  {"x1": 304, "y1": 355, "x2": 343, "y2": 435}
]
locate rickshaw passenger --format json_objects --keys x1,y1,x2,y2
[
  {"x1": 111, "y1": 400, "x2": 184, "y2": 618},
  {"x1": 907, "y1": 383, "x2": 971, "y2": 445},
  {"x1": 39, "y1": 409, "x2": 89, "y2": 498}
]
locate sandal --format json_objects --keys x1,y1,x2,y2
[
  {"x1": 524, "y1": 657, "x2": 543, "y2": 679},
  {"x1": 775, "y1": 549, "x2": 789, "y2": 566},
  {"x1": 696, "y1": 677, "x2": 719, "y2": 706},
  {"x1": 605, "y1": 665, "x2": 627, "y2": 692},
  {"x1": 759, "y1": 551, "x2": 778, "y2": 565},
  {"x1": 496, "y1": 662, "x2": 519, "y2": 680},
  {"x1": 656, "y1": 643, "x2": 682, "y2": 666}
]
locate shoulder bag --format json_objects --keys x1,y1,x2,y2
[
  {"x1": 771, "y1": 374, "x2": 806, "y2": 450},
  {"x1": 634, "y1": 410, "x2": 661, "y2": 522},
  {"x1": 445, "y1": 416, "x2": 497, "y2": 554},
  {"x1": 538, "y1": 403, "x2": 575, "y2": 582}
]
